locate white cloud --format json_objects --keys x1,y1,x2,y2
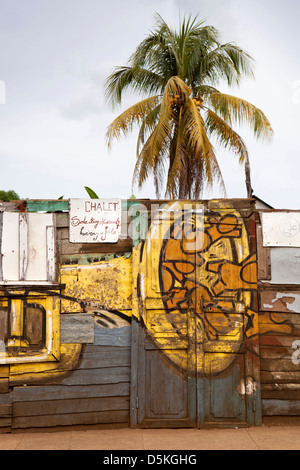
[{"x1": 0, "y1": 0, "x2": 299, "y2": 208}]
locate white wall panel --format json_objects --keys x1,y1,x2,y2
[
  {"x1": 0, "y1": 212, "x2": 56, "y2": 284},
  {"x1": 262, "y1": 212, "x2": 300, "y2": 247}
]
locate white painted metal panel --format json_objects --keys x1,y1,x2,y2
[
  {"x1": 269, "y1": 248, "x2": 300, "y2": 284},
  {"x1": 0, "y1": 212, "x2": 56, "y2": 283},
  {"x1": 261, "y1": 212, "x2": 300, "y2": 247},
  {"x1": 26, "y1": 213, "x2": 54, "y2": 281},
  {"x1": 1, "y1": 212, "x2": 19, "y2": 281}
]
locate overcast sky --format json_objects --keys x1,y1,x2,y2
[{"x1": 0, "y1": 0, "x2": 299, "y2": 208}]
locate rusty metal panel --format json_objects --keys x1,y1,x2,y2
[
  {"x1": 261, "y1": 212, "x2": 300, "y2": 247},
  {"x1": 260, "y1": 291, "x2": 300, "y2": 313}
]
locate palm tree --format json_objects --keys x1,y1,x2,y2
[{"x1": 105, "y1": 14, "x2": 273, "y2": 199}]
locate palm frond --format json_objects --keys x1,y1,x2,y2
[
  {"x1": 105, "y1": 95, "x2": 160, "y2": 148},
  {"x1": 196, "y1": 43, "x2": 254, "y2": 87},
  {"x1": 136, "y1": 104, "x2": 161, "y2": 157},
  {"x1": 105, "y1": 13, "x2": 273, "y2": 200},
  {"x1": 206, "y1": 92, "x2": 274, "y2": 140},
  {"x1": 183, "y1": 98, "x2": 226, "y2": 195},
  {"x1": 105, "y1": 66, "x2": 163, "y2": 108},
  {"x1": 205, "y1": 108, "x2": 248, "y2": 163}
]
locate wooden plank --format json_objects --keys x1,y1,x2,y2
[
  {"x1": 263, "y1": 416, "x2": 300, "y2": 425},
  {"x1": 260, "y1": 312, "x2": 300, "y2": 326},
  {"x1": 12, "y1": 410, "x2": 129, "y2": 429},
  {"x1": 261, "y1": 390, "x2": 300, "y2": 400},
  {"x1": 261, "y1": 383, "x2": 300, "y2": 391},
  {"x1": 256, "y1": 224, "x2": 271, "y2": 280},
  {"x1": 0, "y1": 366, "x2": 9, "y2": 378},
  {"x1": 94, "y1": 325, "x2": 131, "y2": 347},
  {"x1": 260, "y1": 291, "x2": 300, "y2": 313},
  {"x1": 60, "y1": 314, "x2": 94, "y2": 344},
  {"x1": 13, "y1": 382, "x2": 130, "y2": 402},
  {"x1": 259, "y1": 312, "x2": 299, "y2": 336},
  {"x1": 0, "y1": 379, "x2": 9, "y2": 394},
  {"x1": 0, "y1": 212, "x2": 3, "y2": 281},
  {"x1": 46, "y1": 225, "x2": 56, "y2": 282},
  {"x1": 260, "y1": 371, "x2": 300, "y2": 384},
  {"x1": 260, "y1": 346, "x2": 294, "y2": 359},
  {"x1": 27, "y1": 200, "x2": 69, "y2": 213},
  {"x1": 0, "y1": 392, "x2": 12, "y2": 404},
  {"x1": 59, "y1": 237, "x2": 132, "y2": 255},
  {"x1": 60, "y1": 251, "x2": 132, "y2": 266},
  {"x1": 0, "y1": 404, "x2": 12, "y2": 418},
  {"x1": 19, "y1": 213, "x2": 28, "y2": 281},
  {"x1": 0, "y1": 201, "x2": 22, "y2": 211},
  {"x1": 260, "y1": 334, "x2": 300, "y2": 348},
  {"x1": 56, "y1": 212, "x2": 69, "y2": 228},
  {"x1": 262, "y1": 399, "x2": 300, "y2": 416},
  {"x1": 79, "y1": 347, "x2": 131, "y2": 368},
  {"x1": 13, "y1": 396, "x2": 130, "y2": 417},
  {"x1": 260, "y1": 358, "x2": 300, "y2": 372},
  {"x1": 34, "y1": 366, "x2": 131, "y2": 386},
  {"x1": 0, "y1": 417, "x2": 11, "y2": 429},
  {"x1": 208, "y1": 198, "x2": 253, "y2": 211},
  {"x1": 130, "y1": 317, "x2": 139, "y2": 428}
]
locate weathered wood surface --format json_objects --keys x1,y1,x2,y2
[
  {"x1": 256, "y1": 223, "x2": 271, "y2": 280},
  {"x1": 258, "y1": 233, "x2": 300, "y2": 420},
  {"x1": 13, "y1": 382, "x2": 130, "y2": 402},
  {"x1": 60, "y1": 314, "x2": 94, "y2": 344},
  {"x1": 0, "y1": 391, "x2": 12, "y2": 432},
  {"x1": 94, "y1": 325, "x2": 131, "y2": 347},
  {"x1": 13, "y1": 396, "x2": 130, "y2": 417},
  {"x1": 13, "y1": 410, "x2": 129, "y2": 429},
  {"x1": 262, "y1": 400, "x2": 300, "y2": 416},
  {"x1": 260, "y1": 291, "x2": 300, "y2": 313},
  {"x1": 0, "y1": 201, "x2": 23, "y2": 212},
  {"x1": 11, "y1": 344, "x2": 131, "y2": 430},
  {"x1": 2, "y1": 199, "x2": 300, "y2": 430}
]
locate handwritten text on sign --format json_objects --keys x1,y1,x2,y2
[{"x1": 69, "y1": 199, "x2": 121, "y2": 243}]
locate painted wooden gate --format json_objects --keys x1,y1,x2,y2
[{"x1": 131, "y1": 202, "x2": 261, "y2": 428}]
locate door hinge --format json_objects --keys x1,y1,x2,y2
[{"x1": 136, "y1": 397, "x2": 139, "y2": 409}]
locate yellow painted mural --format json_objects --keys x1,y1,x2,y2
[
  {"x1": 0, "y1": 200, "x2": 298, "y2": 387},
  {"x1": 133, "y1": 201, "x2": 259, "y2": 377}
]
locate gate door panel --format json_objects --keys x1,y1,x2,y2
[
  {"x1": 131, "y1": 206, "x2": 197, "y2": 428},
  {"x1": 195, "y1": 211, "x2": 260, "y2": 426},
  {"x1": 131, "y1": 202, "x2": 261, "y2": 428}
]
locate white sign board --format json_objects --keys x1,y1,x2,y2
[
  {"x1": 261, "y1": 212, "x2": 300, "y2": 247},
  {"x1": 69, "y1": 199, "x2": 121, "y2": 243}
]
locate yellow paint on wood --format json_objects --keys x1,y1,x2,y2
[{"x1": 60, "y1": 256, "x2": 132, "y2": 315}]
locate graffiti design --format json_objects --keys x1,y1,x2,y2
[{"x1": 135, "y1": 202, "x2": 258, "y2": 377}]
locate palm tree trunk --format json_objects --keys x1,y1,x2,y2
[{"x1": 245, "y1": 155, "x2": 253, "y2": 199}]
